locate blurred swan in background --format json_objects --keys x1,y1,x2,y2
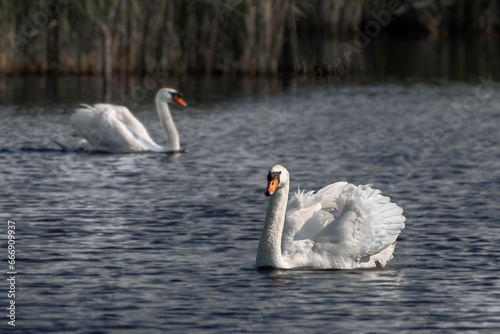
[
  {"x1": 257, "y1": 165, "x2": 406, "y2": 269},
  {"x1": 56, "y1": 87, "x2": 186, "y2": 153}
]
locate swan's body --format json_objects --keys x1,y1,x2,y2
[
  {"x1": 59, "y1": 88, "x2": 186, "y2": 153},
  {"x1": 257, "y1": 165, "x2": 406, "y2": 269}
]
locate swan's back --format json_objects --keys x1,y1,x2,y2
[
  {"x1": 282, "y1": 183, "x2": 406, "y2": 269},
  {"x1": 70, "y1": 104, "x2": 162, "y2": 152}
]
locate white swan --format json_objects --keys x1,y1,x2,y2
[
  {"x1": 58, "y1": 87, "x2": 186, "y2": 153},
  {"x1": 257, "y1": 165, "x2": 406, "y2": 269}
]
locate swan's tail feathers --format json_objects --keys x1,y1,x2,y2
[{"x1": 361, "y1": 243, "x2": 397, "y2": 268}]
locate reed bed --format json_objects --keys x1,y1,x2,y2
[{"x1": 0, "y1": 0, "x2": 498, "y2": 77}]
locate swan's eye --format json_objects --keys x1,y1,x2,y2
[{"x1": 267, "y1": 171, "x2": 281, "y2": 182}]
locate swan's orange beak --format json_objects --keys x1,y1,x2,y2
[
  {"x1": 265, "y1": 177, "x2": 279, "y2": 197},
  {"x1": 173, "y1": 95, "x2": 187, "y2": 107}
]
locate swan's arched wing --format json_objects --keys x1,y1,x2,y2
[
  {"x1": 282, "y1": 182, "x2": 349, "y2": 262},
  {"x1": 70, "y1": 104, "x2": 144, "y2": 152},
  {"x1": 107, "y1": 105, "x2": 154, "y2": 142},
  {"x1": 282, "y1": 183, "x2": 405, "y2": 268},
  {"x1": 314, "y1": 184, "x2": 405, "y2": 262},
  {"x1": 283, "y1": 182, "x2": 348, "y2": 241},
  {"x1": 70, "y1": 104, "x2": 163, "y2": 152},
  {"x1": 103, "y1": 105, "x2": 166, "y2": 152}
]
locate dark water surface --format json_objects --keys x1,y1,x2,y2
[{"x1": 1, "y1": 75, "x2": 500, "y2": 333}]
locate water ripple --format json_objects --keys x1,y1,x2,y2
[{"x1": 1, "y1": 81, "x2": 499, "y2": 333}]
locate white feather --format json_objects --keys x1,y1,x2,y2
[
  {"x1": 257, "y1": 165, "x2": 406, "y2": 269},
  {"x1": 60, "y1": 88, "x2": 185, "y2": 153},
  {"x1": 70, "y1": 104, "x2": 164, "y2": 153}
]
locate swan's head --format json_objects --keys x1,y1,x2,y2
[
  {"x1": 265, "y1": 165, "x2": 289, "y2": 197},
  {"x1": 156, "y1": 87, "x2": 187, "y2": 107}
]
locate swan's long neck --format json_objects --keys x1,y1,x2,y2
[
  {"x1": 256, "y1": 183, "x2": 289, "y2": 268},
  {"x1": 156, "y1": 99, "x2": 180, "y2": 152}
]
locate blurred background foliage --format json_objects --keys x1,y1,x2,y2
[{"x1": 0, "y1": 0, "x2": 499, "y2": 78}]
